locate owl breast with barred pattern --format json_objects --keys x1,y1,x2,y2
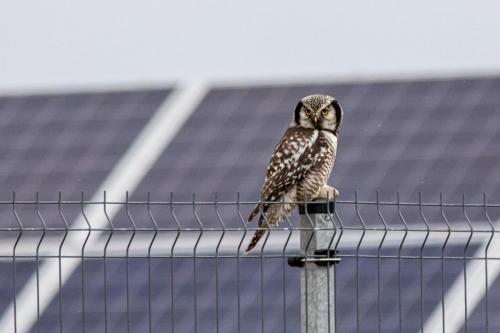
[
  {"x1": 245, "y1": 94, "x2": 343, "y2": 253},
  {"x1": 296, "y1": 129, "x2": 337, "y2": 201}
]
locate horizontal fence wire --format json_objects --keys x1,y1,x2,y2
[{"x1": 0, "y1": 192, "x2": 499, "y2": 332}]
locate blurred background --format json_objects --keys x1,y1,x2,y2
[
  {"x1": 1, "y1": 1, "x2": 500, "y2": 332},
  {"x1": 1, "y1": 0, "x2": 500, "y2": 202}
]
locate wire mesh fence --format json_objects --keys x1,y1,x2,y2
[{"x1": 0, "y1": 192, "x2": 500, "y2": 332}]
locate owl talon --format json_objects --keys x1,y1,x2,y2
[{"x1": 318, "y1": 185, "x2": 339, "y2": 199}]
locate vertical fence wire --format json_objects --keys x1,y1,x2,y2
[
  {"x1": 418, "y1": 193, "x2": 430, "y2": 333},
  {"x1": 325, "y1": 194, "x2": 336, "y2": 333},
  {"x1": 102, "y1": 192, "x2": 113, "y2": 333},
  {"x1": 354, "y1": 191, "x2": 366, "y2": 333},
  {"x1": 214, "y1": 193, "x2": 225, "y2": 333},
  {"x1": 11, "y1": 192, "x2": 23, "y2": 333},
  {"x1": 80, "y1": 192, "x2": 91, "y2": 333},
  {"x1": 192, "y1": 193, "x2": 204, "y2": 333},
  {"x1": 302, "y1": 195, "x2": 314, "y2": 333},
  {"x1": 169, "y1": 192, "x2": 181, "y2": 333},
  {"x1": 484, "y1": 193, "x2": 494, "y2": 333},
  {"x1": 125, "y1": 192, "x2": 137, "y2": 333},
  {"x1": 440, "y1": 193, "x2": 451, "y2": 333},
  {"x1": 147, "y1": 192, "x2": 158, "y2": 333},
  {"x1": 235, "y1": 192, "x2": 246, "y2": 333},
  {"x1": 35, "y1": 192, "x2": 46, "y2": 333},
  {"x1": 376, "y1": 192, "x2": 388, "y2": 333},
  {"x1": 332, "y1": 196, "x2": 344, "y2": 333},
  {"x1": 282, "y1": 194, "x2": 294, "y2": 333},
  {"x1": 462, "y1": 194, "x2": 474, "y2": 333},
  {"x1": 57, "y1": 192, "x2": 69, "y2": 333},
  {"x1": 259, "y1": 194, "x2": 272, "y2": 333},
  {"x1": 397, "y1": 193, "x2": 408, "y2": 333}
]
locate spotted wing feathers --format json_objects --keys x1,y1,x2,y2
[{"x1": 247, "y1": 127, "x2": 318, "y2": 223}]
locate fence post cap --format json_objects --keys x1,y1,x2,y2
[{"x1": 298, "y1": 200, "x2": 335, "y2": 215}]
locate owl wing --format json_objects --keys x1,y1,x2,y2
[{"x1": 247, "y1": 127, "x2": 318, "y2": 222}]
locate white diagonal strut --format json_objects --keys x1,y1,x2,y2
[
  {"x1": 421, "y1": 221, "x2": 499, "y2": 333},
  {"x1": 0, "y1": 81, "x2": 209, "y2": 333}
]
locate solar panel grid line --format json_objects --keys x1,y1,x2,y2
[
  {"x1": 434, "y1": 80, "x2": 493, "y2": 203},
  {"x1": 345, "y1": 83, "x2": 412, "y2": 193},
  {"x1": 364, "y1": 82, "x2": 446, "y2": 196},
  {"x1": 0, "y1": 90, "x2": 170, "y2": 204},
  {"x1": 0, "y1": 82, "x2": 209, "y2": 333}
]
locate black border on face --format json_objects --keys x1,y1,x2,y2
[
  {"x1": 331, "y1": 100, "x2": 342, "y2": 134},
  {"x1": 294, "y1": 101, "x2": 303, "y2": 125}
]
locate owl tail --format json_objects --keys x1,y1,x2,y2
[
  {"x1": 244, "y1": 215, "x2": 268, "y2": 253},
  {"x1": 247, "y1": 203, "x2": 262, "y2": 223}
]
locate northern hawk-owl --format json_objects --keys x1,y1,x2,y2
[{"x1": 245, "y1": 94, "x2": 342, "y2": 253}]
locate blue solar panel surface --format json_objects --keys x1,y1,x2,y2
[
  {"x1": 134, "y1": 78, "x2": 500, "y2": 204},
  {"x1": 1, "y1": 78, "x2": 500, "y2": 332},
  {"x1": 0, "y1": 89, "x2": 170, "y2": 330}
]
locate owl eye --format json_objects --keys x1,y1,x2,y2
[
  {"x1": 304, "y1": 109, "x2": 312, "y2": 117},
  {"x1": 321, "y1": 109, "x2": 329, "y2": 116}
]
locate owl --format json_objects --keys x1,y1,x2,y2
[{"x1": 245, "y1": 94, "x2": 342, "y2": 253}]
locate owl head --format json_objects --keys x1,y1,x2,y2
[{"x1": 293, "y1": 95, "x2": 343, "y2": 135}]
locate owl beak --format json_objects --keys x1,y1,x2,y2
[{"x1": 313, "y1": 115, "x2": 320, "y2": 128}]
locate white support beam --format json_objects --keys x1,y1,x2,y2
[
  {"x1": 421, "y1": 221, "x2": 499, "y2": 333},
  {"x1": 0, "y1": 231, "x2": 490, "y2": 258},
  {"x1": 0, "y1": 81, "x2": 209, "y2": 333}
]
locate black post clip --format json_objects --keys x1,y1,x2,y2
[{"x1": 288, "y1": 249, "x2": 340, "y2": 268}]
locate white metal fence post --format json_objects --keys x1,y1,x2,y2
[{"x1": 298, "y1": 200, "x2": 338, "y2": 333}]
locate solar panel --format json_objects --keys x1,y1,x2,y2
[
  {"x1": 134, "y1": 78, "x2": 500, "y2": 205},
  {"x1": 0, "y1": 89, "x2": 169, "y2": 203},
  {"x1": 0, "y1": 89, "x2": 170, "y2": 327},
  {"x1": 2, "y1": 77, "x2": 500, "y2": 332}
]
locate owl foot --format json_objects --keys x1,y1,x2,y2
[{"x1": 317, "y1": 185, "x2": 339, "y2": 199}]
